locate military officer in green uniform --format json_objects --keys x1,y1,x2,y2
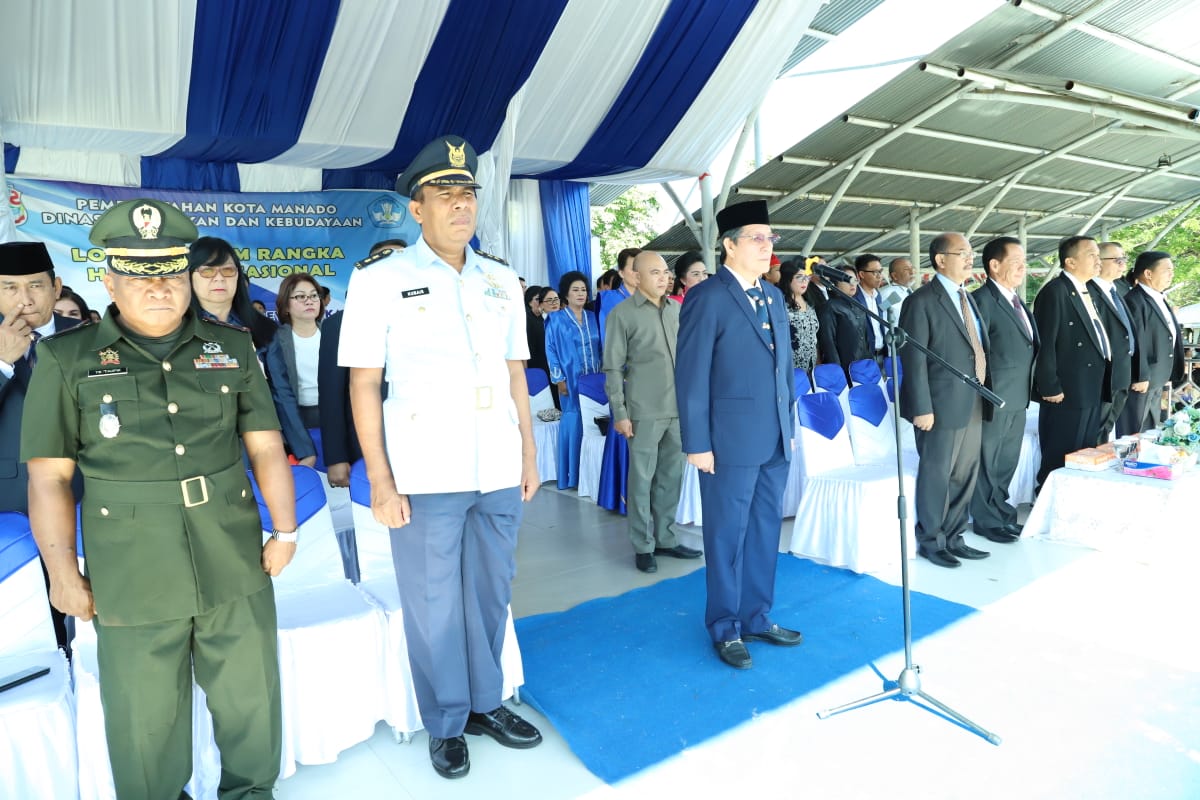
[{"x1": 22, "y1": 198, "x2": 298, "y2": 800}]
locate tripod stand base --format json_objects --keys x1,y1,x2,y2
[{"x1": 817, "y1": 666, "x2": 1001, "y2": 745}]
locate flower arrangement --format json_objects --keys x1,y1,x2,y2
[{"x1": 1156, "y1": 407, "x2": 1200, "y2": 457}]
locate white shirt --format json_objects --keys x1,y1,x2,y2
[
  {"x1": 292, "y1": 328, "x2": 321, "y2": 406},
  {"x1": 723, "y1": 264, "x2": 765, "y2": 311},
  {"x1": 861, "y1": 287, "x2": 883, "y2": 347},
  {"x1": 339, "y1": 236, "x2": 529, "y2": 494},
  {"x1": 1063, "y1": 271, "x2": 1111, "y2": 359}
]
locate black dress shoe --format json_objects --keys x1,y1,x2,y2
[
  {"x1": 917, "y1": 546, "x2": 961, "y2": 568},
  {"x1": 975, "y1": 527, "x2": 1019, "y2": 544},
  {"x1": 429, "y1": 735, "x2": 470, "y2": 779},
  {"x1": 742, "y1": 623, "x2": 803, "y2": 646},
  {"x1": 635, "y1": 552, "x2": 658, "y2": 573},
  {"x1": 714, "y1": 639, "x2": 752, "y2": 669},
  {"x1": 1003, "y1": 522, "x2": 1024, "y2": 537},
  {"x1": 947, "y1": 541, "x2": 990, "y2": 560},
  {"x1": 654, "y1": 544, "x2": 702, "y2": 559},
  {"x1": 464, "y1": 706, "x2": 543, "y2": 749}
]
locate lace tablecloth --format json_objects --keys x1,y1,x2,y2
[{"x1": 1023, "y1": 465, "x2": 1200, "y2": 564}]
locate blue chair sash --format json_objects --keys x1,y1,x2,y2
[
  {"x1": 794, "y1": 368, "x2": 811, "y2": 397},
  {"x1": 250, "y1": 465, "x2": 327, "y2": 530},
  {"x1": 884, "y1": 356, "x2": 903, "y2": 381},
  {"x1": 596, "y1": 427, "x2": 629, "y2": 515},
  {"x1": 525, "y1": 367, "x2": 550, "y2": 396},
  {"x1": 849, "y1": 384, "x2": 888, "y2": 427},
  {"x1": 813, "y1": 363, "x2": 848, "y2": 395},
  {"x1": 578, "y1": 372, "x2": 607, "y2": 404},
  {"x1": 306, "y1": 426, "x2": 328, "y2": 472},
  {"x1": 885, "y1": 377, "x2": 898, "y2": 403},
  {"x1": 349, "y1": 459, "x2": 371, "y2": 506},
  {"x1": 0, "y1": 512, "x2": 37, "y2": 584},
  {"x1": 848, "y1": 359, "x2": 881, "y2": 387},
  {"x1": 797, "y1": 392, "x2": 845, "y2": 440}
]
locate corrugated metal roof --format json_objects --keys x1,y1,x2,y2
[
  {"x1": 779, "y1": 0, "x2": 887, "y2": 76},
  {"x1": 645, "y1": 0, "x2": 1200, "y2": 265}
]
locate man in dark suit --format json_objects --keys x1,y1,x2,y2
[
  {"x1": 1032, "y1": 236, "x2": 1112, "y2": 492},
  {"x1": 1092, "y1": 241, "x2": 1137, "y2": 442},
  {"x1": 802, "y1": 256, "x2": 831, "y2": 311},
  {"x1": 853, "y1": 253, "x2": 887, "y2": 363},
  {"x1": 899, "y1": 232, "x2": 992, "y2": 568},
  {"x1": 676, "y1": 200, "x2": 798, "y2": 670},
  {"x1": 818, "y1": 265, "x2": 871, "y2": 377},
  {"x1": 0, "y1": 240, "x2": 81, "y2": 649},
  {"x1": 969, "y1": 238, "x2": 1038, "y2": 544},
  {"x1": 1118, "y1": 251, "x2": 1185, "y2": 434}
]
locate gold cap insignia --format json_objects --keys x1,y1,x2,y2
[
  {"x1": 99, "y1": 348, "x2": 120, "y2": 366},
  {"x1": 131, "y1": 203, "x2": 162, "y2": 240},
  {"x1": 447, "y1": 140, "x2": 467, "y2": 168}
]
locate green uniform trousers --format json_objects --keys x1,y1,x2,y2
[
  {"x1": 627, "y1": 417, "x2": 685, "y2": 554},
  {"x1": 95, "y1": 584, "x2": 281, "y2": 800}
]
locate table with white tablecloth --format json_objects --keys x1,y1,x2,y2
[{"x1": 1023, "y1": 465, "x2": 1200, "y2": 564}]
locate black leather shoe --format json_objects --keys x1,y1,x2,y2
[
  {"x1": 742, "y1": 623, "x2": 803, "y2": 646},
  {"x1": 918, "y1": 546, "x2": 961, "y2": 568},
  {"x1": 1003, "y1": 522, "x2": 1024, "y2": 537},
  {"x1": 947, "y1": 541, "x2": 990, "y2": 560},
  {"x1": 714, "y1": 639, "x2": 752, "y2": 669},
  {"x1": 654, "y1": 544, "x2": 702, "y2": 559},
  {"x1": 635, "y1": 552, "x2": 658, "y2": 573},
  {"x1": 429, "y1": 735, "x2": 470, "y2": 779},
  {"x1": 464, "y1": 706, "x2": 543, "y2": 749},
  {"x1": 975, "y1": 527, "x2": 1019, "y2": 544}
]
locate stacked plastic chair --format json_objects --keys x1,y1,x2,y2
[
  {"x1": 847, "y1": 358, "x2": 883, "y2": 387},
  {"x1": 812, "y1": 362, "x2": 852, "y2": 421},
  {"x1": 348, "y1": 461, "x2": 526, "y2": 743},
  {"x1": 526, "y1": 367, "x2": 559, "y2": 484},
  {"x1": 0, "y1": 512, "x2": 78, "y2": 800},
  {"x1": 787, "y1": 392, "x2": 917, "y2": 575},
  {"x1": 779, "y1": 367, "x2": 813, "y2": 518},
  {"x1": 846, "y1": 382, "x2": 914, "y2": 472},
  {"x1": 250, "y1": 465, "x2": 388, "y2": 779},
  {"x1": 576, "y1": 373, "x2": 609, "y2": 500}
]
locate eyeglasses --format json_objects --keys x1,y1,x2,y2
[
  {"x1": 1101, "y1": 256, "x2": 1128, "y2": 264},
  {"x1": 937, "y1": 250, "x2": 975, "y2": 261},
  {"x1": 541, "y1": 296, "x2": 561, "y2": 305},
  {"x1": 195, "y1": 265, "x2": 238, "y2": 279},
  {"x1": 858, "y1": 269, "x2": 883, "y2": 276},
  {"x1": 735, "y1": 233, "x2": 782, "y2": 246},
  {"x1": 290, "y1": 292, "x2": 320, "y2": 303}
]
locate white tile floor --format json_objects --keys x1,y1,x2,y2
[{"x1": 276, "y1": 486, "x2": 1200, "y2": 800}]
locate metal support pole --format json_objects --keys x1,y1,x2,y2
[
  {"x1": 700, "y1": 172, "x2": 716, "y2": 272},
  {"x1": 660, "y1": 182, "x2": 703, "y2": 247},
  {"x1": 909, "y1": 207, "x2": 920, "y2": 275}
]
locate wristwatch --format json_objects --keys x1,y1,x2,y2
[{"x1": 270, "y1": 528, "x2": 299, "y2": 543}]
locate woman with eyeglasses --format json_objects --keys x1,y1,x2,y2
[
  {"x1": 263, "y1": 274, "x2": 328, "y2": 467},
  {"x1": 669, "y1": 250, "x2": 708, "y2": 303},
  {"x1": 188, "y1": 236, "x2": 278, "y2": 351},
  {"x1": 544, "y1": 271, "x2": 601, "y2": 489},
  {"x1": 778, "y1": 261, "x2": 820, "y2": 372}
]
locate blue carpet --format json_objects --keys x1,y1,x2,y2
[{"x1": 514, "y1": 554, "x2": 976, "y2": 783}]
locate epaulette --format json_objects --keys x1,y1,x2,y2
[
  {"x1": 476, "y1": 249, "x2": 508, "y2": 266},
  {"x1": 355, "y1": 249, "x2": 393, "y2": 270},
  {"x1": 42, "y1": 320, "x2": 96, "y2": 341},
  {"x1": 200, "y1": 316, "x2": 250, "y2": 332}
]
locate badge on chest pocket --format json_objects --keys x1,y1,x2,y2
[{"x1": 98, "y1": 400, "x2": 121, "y2": 438}]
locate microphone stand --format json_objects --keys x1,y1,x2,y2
[{"x1": 813, "y1": 270, "x2": 1003, "y2": 746}]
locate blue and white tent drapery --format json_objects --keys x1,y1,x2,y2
[{"x1": 1, "y1": 0, "x2": 822, "y2": 256}]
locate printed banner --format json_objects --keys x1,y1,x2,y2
[{"x1": 6, "y1": 179, "x2": 423, "y2": 318}]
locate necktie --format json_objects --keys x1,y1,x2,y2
[
  {"x1": 1107, "y1": 287, "x2": 1134, "y2": 356},
  {"x1": 746, "y1": 286, "x2": 773, "y2": 348},
  {"x1": 14, "y1": 331, "x2": 40, "y2": 384},
  {"x1": 1079, "y1": 292, "x2": 1111, "y2": 360},
  {"x1": 959, "y1": 289, "x2": 987, "y2": 383},
  {"x1": 28, "y1": 330, "x2": 42, "y2": 367},
  {"x1": 1010, "y1": 294, "x2": 1032, "y2": 339}
]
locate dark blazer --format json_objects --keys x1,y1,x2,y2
[
  {"x1": 803, "y1": 280, "x2": 830, "y2": 312},
  {"x1": 852, "y1": 286, "x2": 883, "y2": 351},
  {"x1": 317, "y1": 311, "x2": 359, "y2": 468},
  {"x1": 972, "y1": 280, "x2": 1039, "y2": 419},
  {"x1": 525, "y1": 311, "x2": 548, "y2": 374},
  {"x1": 1124, "y1": 284, "x2": 1185, "y2": 389},
  {"x1": 676, "y1": 267, "x2": 794, "y2": 466},
  {"x1": 898, "y1": 279, "x2": 992, "y2": 428},
  {"x1": 0, "y1": 313, "x2": 80, "y2": 511},
  {"x1": 817, "y1": 295, "x2": 870, "y2": 368},
  {"x1": 1032, "y1": 274, "x2": 1112, "y2": 408},
  {"x1": 1091, "y1": 279, "x2": 1135, "y2": 398},
  {"x1": 264, "y1": 324, "x2": 318, "y2": 461}
]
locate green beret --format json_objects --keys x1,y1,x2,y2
[
  {"x1": 89, "y1": 198, "x2": 198, "y2": 276},
  {"x1": 396, "y1": 135, "x2": 481, "y2": 197}
]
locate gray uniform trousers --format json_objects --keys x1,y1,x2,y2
[
  {"x1": 626, "y1": 417, "x2": 684, "y2": 554},
  {"x1": 970, "y1": 406, "x2": 1027, "y2": 532},
  {"x1": 913, "y1": 399, "x2": 983, "y2": 550}
]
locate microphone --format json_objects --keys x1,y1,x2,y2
[{"x1": 811, "y1": 262, "x2": 854, "y2": 285}]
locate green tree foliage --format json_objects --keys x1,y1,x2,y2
[
  {"x1": 591, "y1": 187, "x2": 661, "y2": 270},
  {"x1": 1109, "y1": 205, "x2": 1200, "y2": 308}
]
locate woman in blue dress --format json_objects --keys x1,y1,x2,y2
[{"x1": 545, "y1": 270, "x2": 601, "y2": 489}]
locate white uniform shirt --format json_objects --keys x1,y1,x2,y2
[{"x1": 338, "y1": 236, "x2": 529, "y2": 494}]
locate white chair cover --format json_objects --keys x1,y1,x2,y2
[
  {"x1": 577, "y1": 373, "x2": 609, "y2": 438},
  {"x1": 349, "y1": 470, "x2": 525, "y2": 738},
  {"x1": 0, "y1": 512, "x2": 58, "y2": 657},
  {"x1": 577, "y1": 433, "x2": 605, "y2": 500},
  {"x1": 812, "y1": 363, "x2": 852, "y2": 421},
  {"x1": 780, "y1": 369, "x2": 815, "y2": 518},
  {"x1": 787, "y1": 393, "x2": 917, "y2": 575},
  {"x1": 846, "y1": 384, "x2": 904, "y2": 468},
  {"x1": 0, "y1": 651, "x2": 78, "y2": 800},
  {"x1": 885, "y1": 377, "x2": 918, "y2": 459},
  {"x1": 251, "y1": 465, "x2": 388, "y2": 778},
  {"x1": 675, "y1": 463, "x2": 703, "y2": 526},
  {"x1": 526, "y1": 367, "x2": 554, "y2": 415},
  {"x1": 1007, "y1": 403, "x2": 1041, "y2": 507},
  {"x1": 533, "y1": 419, "x2": 559, "y2": 484}
]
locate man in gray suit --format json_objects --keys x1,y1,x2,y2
[
  {"x1": 604, "y1": 251, "x2": 701, "y2": 573},
  {"x1": 898, "y1": 232, "x2": 992, "y2": 569},
  {"x1": 969, "y1": 238, "x2": 1038, "y2": 544}
]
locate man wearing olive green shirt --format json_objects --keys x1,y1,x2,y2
[
  {"x1": 603, "y1": 251, "x2": 702, "y2": 573},
  {"x1": 22, "y1": 198, "x2": 298, "y2": 800}
]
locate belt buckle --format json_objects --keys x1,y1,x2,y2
[
  {"x1": 181, "y1": 476, "x2": 209, "y2": 508},
  {"x1": 476, "y1": 386, "x2": 493, "y2": 410}
]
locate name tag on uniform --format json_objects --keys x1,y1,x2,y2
[
  {"x1": 402, "y1": 287, "x2": 430, "y2": 299},
  {"x1": 87, "y1": 367, "x2": 128, "y2": 378}
]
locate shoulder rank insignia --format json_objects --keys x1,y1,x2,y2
[
  {"x1": 198, "y1": 316, "x2": 250, "y2": 332},
  {"x1": 476, "y1": 249, "x2": 508, "y2": 266},
  {"x1": 355, "y1": 249, "x2": 393, "y2": 269}
]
